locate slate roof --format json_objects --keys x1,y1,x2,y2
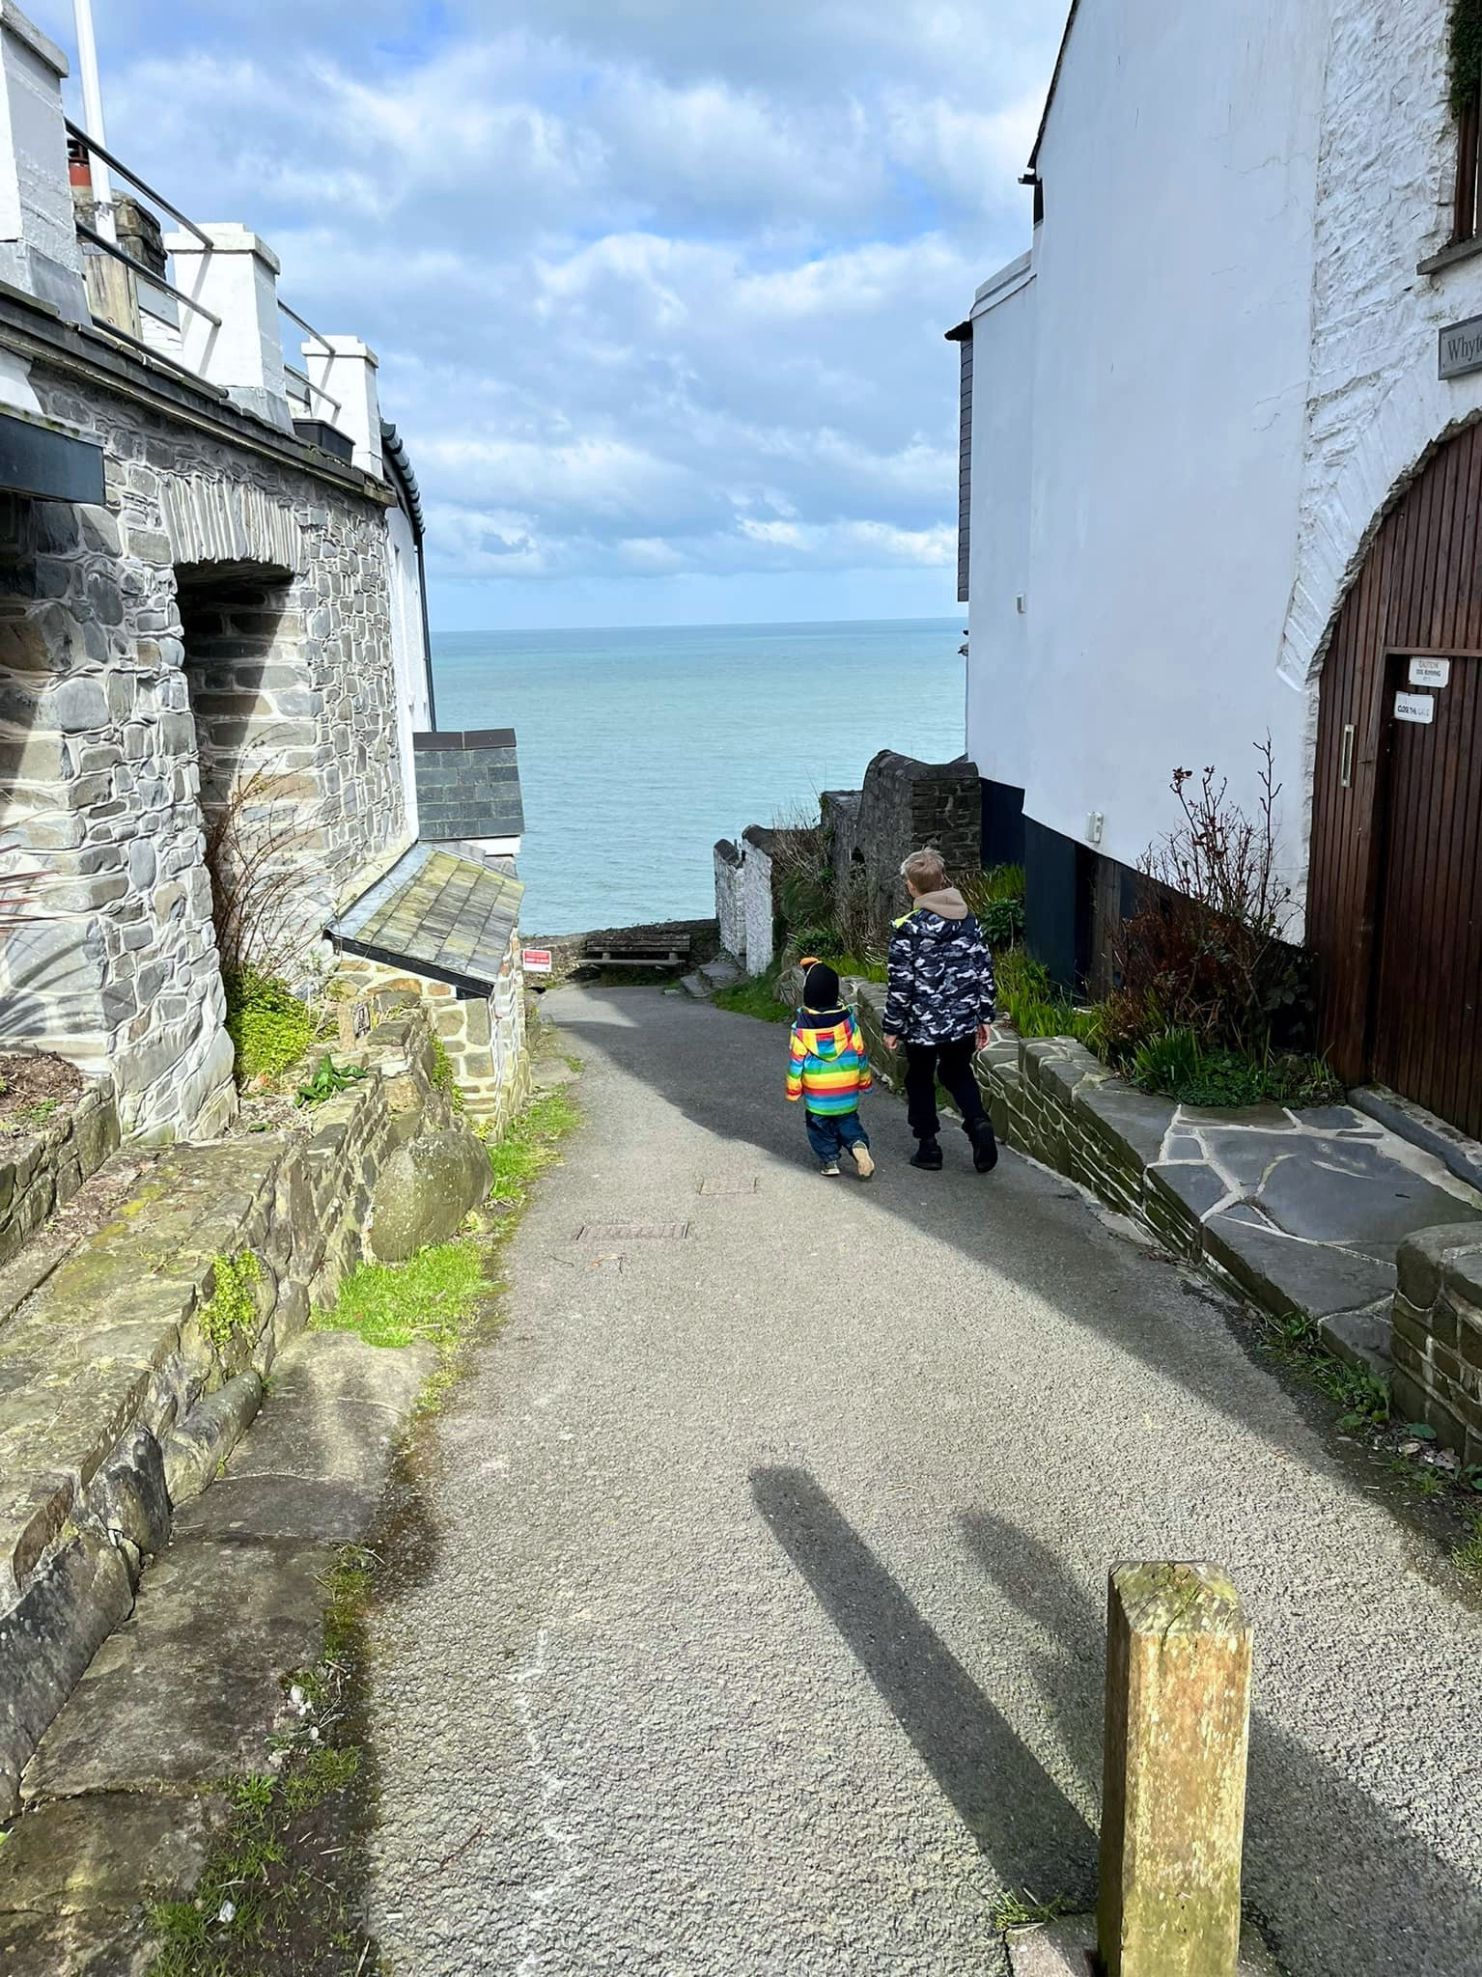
[
  {"x1": 413, "y1": 728, "x2": 524, "y2": 843},
  {"x1": 330, "y1": 842, "x2": 523, "y2": 993}
]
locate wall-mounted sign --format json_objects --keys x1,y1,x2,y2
[
  {"x1": 1395, "y1": 692, "x2": 1435, "y2": 725},
  {"x1": 522, "y1": 948, "x2": 553, "y2": 974},
  {"x1": 1440, "y1": 315, "x2": 1482, "y2": 380},
  {"x1": 1408, "y1": 656, "x2": 1452, "y2": 689}
]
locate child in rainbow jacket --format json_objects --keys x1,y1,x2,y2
[{"x1": 785, "y1": 958, "x2": 875, "y2": 1178}]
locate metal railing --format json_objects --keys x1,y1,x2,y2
[{"x1": 65, "y1": 119, "x2": 344, "y2": 426}]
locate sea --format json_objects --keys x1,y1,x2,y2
[{"x1": 431, "y1": 618, "x2": 967, "y2": 936}]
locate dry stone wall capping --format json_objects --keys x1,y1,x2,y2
[
  {"x1": 0, "y1": 344, "x2": 408, "y2": 1143},
  {"x1": 0, "y1": 1003, "x2": 485, "y2": 1814},
  {"x1": 0, "y1": 1075, "x2": 119, "y2": 1265},
  {"x1": 1391, "y1": 1228, "x2": 1482, "y2": 1466},
  {"x1": 845, "y1": 979, "x2": 1482, "y2": 1386}
]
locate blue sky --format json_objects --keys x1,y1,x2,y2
[{"x1": 32, "y1": 1, "x2": 1060, "y2": 632}]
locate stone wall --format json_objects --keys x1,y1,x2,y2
[
  {"x1": 0, "y1": 1074, "x2": 118, "y2": 1264},
  {"x1": 0, "y1": 339, "x2": 408, "y2": 1141},
  {"x1": 847, "y1": 981, "x2": 1476, "y2": 1374},
  {"x1": 1391, "y1": 1228, "x2": 1482, "y2": 1466},
  {"x1": 823, "y1": 750, "x2": 983, "y2": 934},
  {"x1": 714, "y1": 839, "x2": 745, "y2": 964},
  {"x1": 740, "y1": 826, "x2": 779, "y2": 977},
  {"x1": 334, "y1": 938, "x2": 530, "y2": 1134},
  {"x1": 0, "y1": 1001, "x2": 487, "y2": 1813}
]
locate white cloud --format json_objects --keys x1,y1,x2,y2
[{"x1": 35, "y1": 0, "x2": 1062, "y2": 619}]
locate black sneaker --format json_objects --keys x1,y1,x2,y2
[
  {"x1": 967, "y1": 1119, "x2": 999, "y2": 1174},
  {"x1": 910, "y1": 1138, "x2": 943, "y2": 1171}
]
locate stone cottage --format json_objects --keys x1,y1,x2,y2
[{"x1": 0, "y1": 3, "x2": 527, "y2": 1141}]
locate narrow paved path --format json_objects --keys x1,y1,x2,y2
[{"x1": 369, "y1": 986, "x2": 1482, "y2": 1976}]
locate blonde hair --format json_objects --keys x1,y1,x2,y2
[{"x1": 901, "y1": 847, "x2": 947, "y2": 893}]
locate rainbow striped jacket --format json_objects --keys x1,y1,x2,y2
[{"x1": 785, "y1": 1007, "x2": 873, "y2": 1114}]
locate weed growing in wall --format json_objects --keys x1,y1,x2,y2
[
  {"x1": 225, "y1": 969, "x2": 315, "y2": 1084},
  {"x1": 427, "y1": 1034, "x2": 467, "y2": 1115},
  {"x1": 198, "y1": 1251, "x2": 260, "y2": 1355}
]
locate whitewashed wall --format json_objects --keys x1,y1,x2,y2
[
  {"x1": 965, "y1": 256, "x2": 1034, "y2": 795},
  {"x1": 742, "y1": 841, "x2": 775, "y2": 978},
  {"x1": 386, "y1": 500, "x2": 431, "y2": 839},
  {"x1": 988, "y1": 0, "x2": 1337, "y2": 905}
]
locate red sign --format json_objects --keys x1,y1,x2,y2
[{"x1": 522, "y1": 948, "x2": 553, "y2": 974}]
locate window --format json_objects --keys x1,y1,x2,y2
[{"x1": 1456, "y1": 79, "x2": 1482, "y2": 243}]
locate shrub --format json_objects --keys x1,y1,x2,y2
[
  {"x1": 995, "y1": 947, "x2": 1097, "y2": 1043},
  {"x1": 1114, "y1": 740, "x2": 1319, "y2": 1060},
  {"x1": 958, "y1": 866, "x2": 1027, "y2": 950},
  {"x1": 224, "y1": 967, "x2": 314, "y2": 1082}
]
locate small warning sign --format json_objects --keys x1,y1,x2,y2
[
  {"x1": 522, "y1": 948, "x2": 553, "y2": 974},
  {"x1": 1394, "y1": 692, "x2": 1435, "y2": 726}
]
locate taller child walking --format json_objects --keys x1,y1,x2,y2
[{"x1": 881, "y1": 848, "x2": 998, "y2": 1173}]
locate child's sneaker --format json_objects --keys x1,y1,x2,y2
[
  {"x1": 850, "y1": 1144, "x2": 875, "y2": 1179},
  {"x1": 819, "y1": 1160, "x2": 841, "y2": 1177}
]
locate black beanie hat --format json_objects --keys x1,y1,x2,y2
[{"x1": 802, "y1": 958, "x2": 840, "y2": 1007}]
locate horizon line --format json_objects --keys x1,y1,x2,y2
[{"x1": 430, "y1": 611, "x2": 966, "y2": 640}]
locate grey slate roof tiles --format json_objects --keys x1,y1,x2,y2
[{"x1": 331, "y1": 842, "x2": 523, "y2": 992}]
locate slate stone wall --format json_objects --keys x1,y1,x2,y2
[
  {"x1": 1391, "y1": 1229, "x2": 1482, "y2": 1466},
  {"x1": 0, "y1": 1075, "x2": 119, "y2": 1265},
  {"x1": 334, "y1": 939, "x2": 530, "y2": 1133},
  {"x1": 0, "y1": 1002, "x2": 480, "y2": 1814},
  {"x1": 0, "y1": 357, "x2": 406, "y2": 1140},
  {"x1": 824, "y1": 750, "x2": 983, "y2": 936}
]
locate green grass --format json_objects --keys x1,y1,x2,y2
[
  {"x1": 487, "y1": 1084, "x2": 582, "y2": 1202},
  {"x1": 995, "y1": 948, "x2": 1097, "y2": 1043},
  {"x1": 713, "y1": 967, "x2": 793, "y2": 1023},
  {"x1": 988, "y1": 1888, "x2": 1071, "y2": 1932},
  {"x1": 1453, "y1": 1514, "x2": 1482, "y2": 1579},
  {"x1": 1264, "y1": 1310, "x2": 1391, "y2": 1427},
  {"x1": 312, "y1": 1241, "x2": 486, "y2": 1351},
  {"x1": 148, "y1": 1550, "x2": 376, "y2": 1975}
]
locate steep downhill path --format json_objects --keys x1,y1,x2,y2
[{"x1": 369, "y1": 985, "x2": 1482, "y2": 1977}]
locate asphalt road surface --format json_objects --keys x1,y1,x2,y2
[{"x1": 368, "y1": 985, "x2": 1482, "y2": 1976}]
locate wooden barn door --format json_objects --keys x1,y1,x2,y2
[{"x1": 1308, "y1": 422, "x2": 1482, "y2": 1134}]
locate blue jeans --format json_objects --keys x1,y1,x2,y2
[{"x1": 806, "y1": 1110, "x2": 870, "y2": 1163}]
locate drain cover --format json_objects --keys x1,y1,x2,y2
[{"x1": 574, "y1": 1221, "x2": 692, "y2": 1242}]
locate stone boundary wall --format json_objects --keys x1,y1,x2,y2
[
  {"x1": 0, "y1": 1075, "x2": 118, "y2": 1265},
  {"x1": 844, "y1": 980, "x2": 1472, "y2": 1374},
  {"x1": 714, "y1": 840, "x2": 745, "y2": 964},
  {"x1": 334, "y1": 940, "x2": 530, "y2": 1134},
  {"x1": 0, "y1": 1002, "x2": 487, "y2": 1813},
  {"x1": 1391, "y1": 1228, "x2": 1482, "y2": 1465},
  {"x1": 823, "y1": 749, "x2": 982, "y2": 935}
]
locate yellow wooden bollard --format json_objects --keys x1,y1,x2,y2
[{"x1": 1098, "y1": 1562, "x2": 1253, "y2": 1977}]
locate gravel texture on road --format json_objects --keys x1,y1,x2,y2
[{"x1": 368, "y1": 986, "x2": 1482, "y2": 1976}]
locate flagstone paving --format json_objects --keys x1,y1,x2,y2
[{"x1": 368, "y1": 985, "x2": 1482, "y2": 1977}]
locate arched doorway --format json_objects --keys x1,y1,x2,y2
[{"x1": 1308, "y1": 420, "x2": 1482, "y2": 1133}]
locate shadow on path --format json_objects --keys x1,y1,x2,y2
[
  {"x1": 958, "y1": 1511, "x2": 1482, "y2": 1977},
  {"x1": 556, "y1": 991, "x2": 1341, "y2": 1486},
  {"x1": 753, "y1": 1466, "x2": 1097, "y2": 1903}
]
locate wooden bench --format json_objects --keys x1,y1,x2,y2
[{"x1": 582, "y1": 934, "x2": 692, "y2": 969}]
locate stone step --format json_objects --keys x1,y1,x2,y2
[
  {"x1": 0, "y1": 1147, "x2": 157, "y2": 1336},
  {"x1": 698, "y1": 958, "x2": 741, "y2": 989},
  {"x1": 0, "y1": 1329, "x2": 435, "y2": 1969},
  {"x1": 679, "y1": 971, "x2": 714, "y2": 999}
]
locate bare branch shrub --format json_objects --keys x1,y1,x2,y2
[
  {"x1": 203, "y1": 759, "x2": 319, "y2": 981},
  {"x1": 1113, "y1": 738, "x2": 1315, "y2": 1057}
]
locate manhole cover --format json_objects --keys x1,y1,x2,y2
[
  {"x1": 698, "y1": 1176, "x2": 759, "y2": 1196},
  {"x1": 574, "y1": 1221, "x2": 692, "y2": 1242}
]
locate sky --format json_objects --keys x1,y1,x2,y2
[{"x1": 32, "y1": 2, "x2": 1061, "y2": 632}]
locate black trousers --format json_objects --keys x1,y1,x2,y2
[{"x1": 904, "y1": 1035, "x2": 990, "y2": 1140}]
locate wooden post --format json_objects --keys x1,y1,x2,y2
[{"x1": 1098, "y1": 1562, "x2": 1252, "y2": 1977}]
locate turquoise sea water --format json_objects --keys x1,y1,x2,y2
[{"x1": 432, "y1": 618, "x2": 966, "y2": 935}]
